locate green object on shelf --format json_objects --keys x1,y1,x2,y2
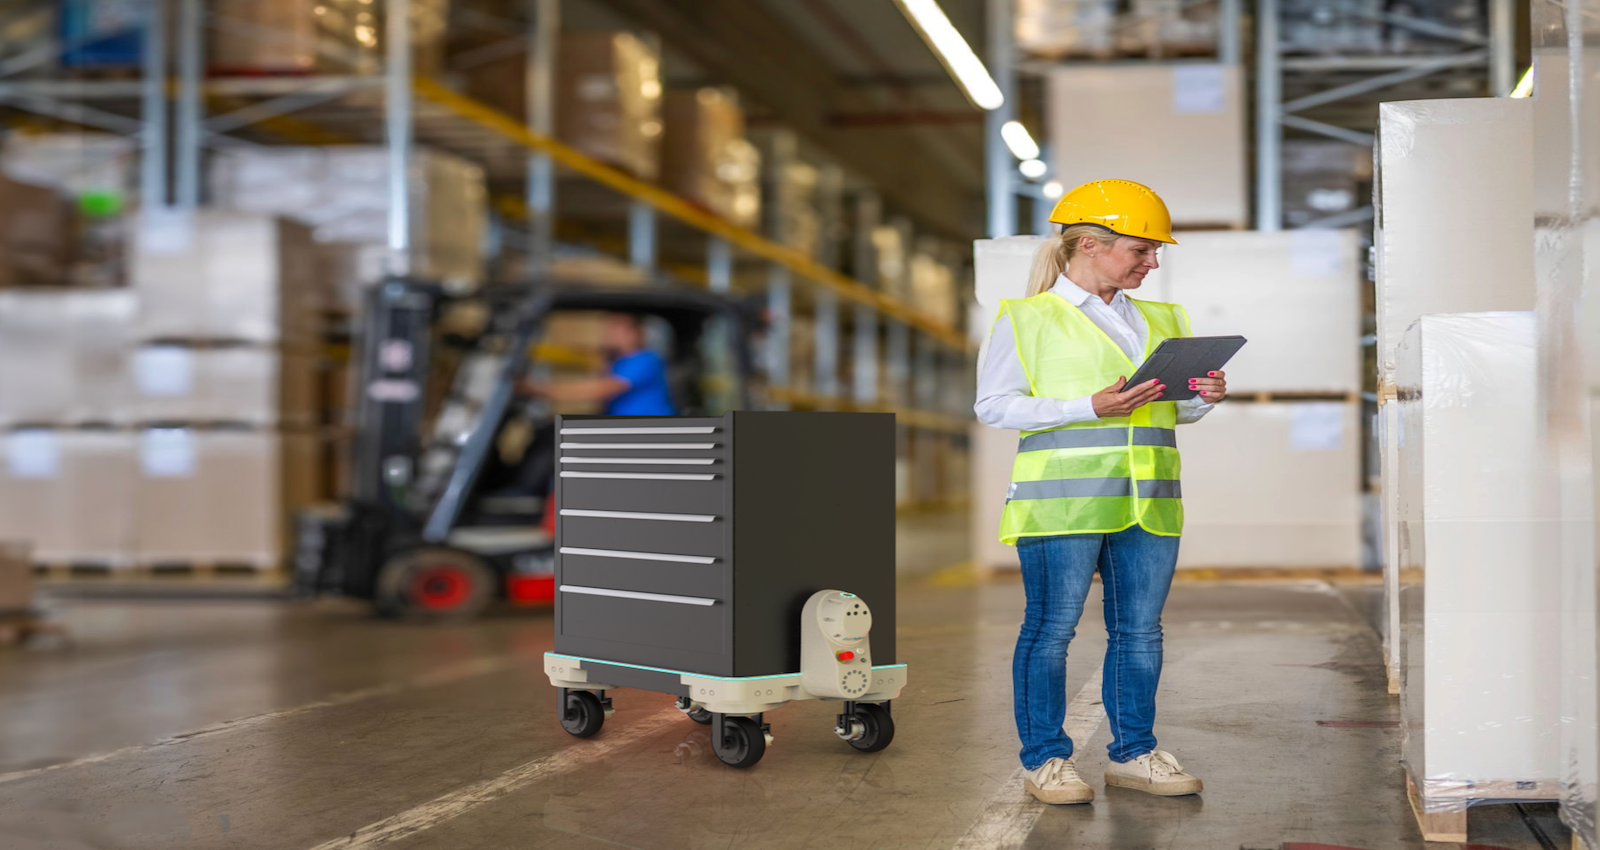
[{"x1": 77, "y1": 190, "x2": 124, "y2": 218}]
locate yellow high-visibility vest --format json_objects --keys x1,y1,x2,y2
[{"x1": 995, "y1": 291, "x2": 1190, "y2": 544}]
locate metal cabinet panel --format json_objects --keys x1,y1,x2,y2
[
  {"x1": 559, "y1": 514, "x2": 726, "y2": 557},
  {"x1": 558, "y1": 557, "x2": 725, "y2": 599},
  {"x1": 560, "y1": 591, "x2": 726, "y2": 657},
  {"x1": 558, "y1": 475, "x2": 725, "y2": 515}
]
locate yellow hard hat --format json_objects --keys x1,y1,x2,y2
[{"x1": 1048, "y1": 179, "x2": 1179, "y2": 245}]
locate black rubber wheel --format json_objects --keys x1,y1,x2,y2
[
  {"x1": 847, "y1": 703, "x2": 895, "y2": 753},
  {"x1": 374, "y1": 547, "x2": 495, "y2": 619},
  {"x1": 686, "y1": 706, "x2": 713, "y2": 725},
  {"x1": 560, "y1": 690, "x2": 605, "y2": 738},
  {"x1": 714, "y1": 716, "x2": 766, "y2": 768}
]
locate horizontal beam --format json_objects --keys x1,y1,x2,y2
[
  {"x1": 412, "y1": 77, "x2": 971, "y2": 352},
  {"x1": 1281, "y1": 50, "x2": 1487, "y2": 113},
  {"x1": 1280, "y1": 114, "x2": 1376, "y2": 147}
]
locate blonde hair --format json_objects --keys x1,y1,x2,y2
[{"x1": 1025, "y1": 224, "x2": 1122, "y2": 297}]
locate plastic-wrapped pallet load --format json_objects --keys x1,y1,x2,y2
[
  {"x1": 1157, "y1": 229, "x2": 1360, "y2": 394},
  {"x1": 1016, "y1": 0, "x2": 1116, "y2": 58},
  {"x1": 660, "y1": 88, "x2": 761, "y2": 228},
  {"x1": 1177, "y1": 401, "x2": 1360, "y2": 569},
  {"x1": 1374, "y1": 96, "x2": 1535, "y2": 696},
  {"x1": 1047, "y1": 65, "x2": 1247, "y2": 229},
  {"x1": 131, "y1": 211, "x2": 320, "y2": 344},
  {"x1": 1394, "y1": 312, "x2": 1559, "y2": 842},
  {"x1": 0, "y1": 430, "x2": 137, "y2": 568},
  {"x1": 131, "y1": 430, "x2": 319, "y2": 569},
  {"x1": 130, "y1": 346, "x2": 318, "y2": 428},
  {"x1": 208, "y1": 146, "x2": 487, "y2": 293},
  {"x1": 0, "y1": 290, "x2": 136, "y2": 426},
  {"x1": 555, "y1": 32, "x2": 663, "y2": 180}
]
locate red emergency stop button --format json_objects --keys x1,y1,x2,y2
[{"x1": 836, "y1": 651, "x2": 854, "y2": 662}]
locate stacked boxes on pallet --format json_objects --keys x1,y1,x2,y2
[
  {"x1": 1374, "y1": 97, "x2": 1535, "y2": 686},
  {"x1": 0, "y1": 290, "x2": 138, "y2": 567},
  {"x1": 1047, "y1": 65, "x2": 1248, "y2": 230},
  {"x1": 127, "y1": 211, "x2": 323, "y2": 572},
  {"x1": 208, "y1": 146, "x2": 487, "y2": 312},
  {"x1": 660, "y1": 88, "x2": 762, "y2": 228}
]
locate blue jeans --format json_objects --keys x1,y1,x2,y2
[{"x1": 1012, "y1": 526, "x2": 1179, "y2": 770}]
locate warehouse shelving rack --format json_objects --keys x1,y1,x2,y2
[{"x1": 0, "y1": 0, "x2": 977, "y2": 509}]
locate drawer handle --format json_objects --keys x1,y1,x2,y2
[
  {"x1": 560, "y1": 585, "x2": 718, "y2": 606},
  {"x1": 560, "y1": 509, "x2": 718, "y2": 523},
  {"x1": 561, "y1": 457, "x2": 716, "y2": 465},
  {"x1": 560, "y1": 442, "x2": 719, "y2": 450},
  {"x1": 560, "y1": 471, "x2": 717, "y2": 481},
  {"x1": 561, "y1": 546, "x2": 718, "y2": 565},
  {"x1": 560, "y1": 427, "x2": 718, "y2": 435}
]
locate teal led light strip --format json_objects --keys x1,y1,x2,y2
[{"x1": 545, "y1": 652, "x2": 908, "y2": 682}]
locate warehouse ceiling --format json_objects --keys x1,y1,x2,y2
[{"x1": 586, "y1": 0, "x2": 989, "y2": 240}]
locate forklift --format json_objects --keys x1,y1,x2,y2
[{"x1": 295, "y1": 277, "x2": 764, "y2": 618}]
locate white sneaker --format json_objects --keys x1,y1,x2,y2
[
  {"x1": 1104, "y1": 749, "x2": 1203, "y2": 796},
  {"x1": 1022, "y1": 757, "x2": 1095, "y2": 804}
]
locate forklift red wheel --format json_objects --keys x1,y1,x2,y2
[{"x1": 375, "y1": 548, "x2": 494, "y2": 619}]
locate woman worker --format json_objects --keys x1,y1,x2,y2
[{"x1": 974, "y1": 180, "x2": 1228, "y2": 805}]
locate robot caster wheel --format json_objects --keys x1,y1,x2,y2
[
  {"x1": 712, "y1": 714, "x2": 769, "y2": 768},
  {"x1": 559, "y1": 689, "x2": 611, "y2": 738},
  {"x1": 835, "y1": 701, "x2": 894, "y2": 753},
  {"x1": 674, "y1": 696, "x2": 713, "y2": 725}
]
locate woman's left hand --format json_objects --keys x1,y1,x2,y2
[{"x1": 1189, "y1": 371, "x2": 1227, "y2": 402}]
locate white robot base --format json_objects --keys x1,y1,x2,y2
[{"x1": 544, "y1": 589, "x2": 906, "y2": 768}]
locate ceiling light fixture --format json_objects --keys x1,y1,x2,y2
[
  {"x1": 1000, "y1": 120, "x2": 1041, "y2": 161},
  {"x1": 892, "y1": 0, "x2": 1004, "y2": 110}
]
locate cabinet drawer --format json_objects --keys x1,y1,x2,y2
[
  {"x1": 559, "y1": 474, "x2": 725, "y2": 515},
  {"x1": 560, "y1": 513, "x2": 725, "y2": 558},
  {"x1": 560, "y1": 586, "x2": 726, "y2": 656},
  {"x1": 558, "y1": 554, "x2": 724, "y2": 599}
]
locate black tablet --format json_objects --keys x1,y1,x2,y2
[{"x1": 1118, "y1": 336, "x2": 1247, "y2": 401}]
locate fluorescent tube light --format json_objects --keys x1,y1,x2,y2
[
  {"x1": 1510, "y1": 65, "x2": 1533, "y2": 98},
  {"x1": 1001, "y1": 120, "x2": 1041, "y2": 161},
  {"x1": 1019, "y1": 159, "x2": 1048, "y2": 179},
  {"x1": 893, "y1": 0, "x2": 1004, "y2": 110}
]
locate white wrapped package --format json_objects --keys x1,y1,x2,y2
[
  {"x1": 1175, "y1": 401, "x2": 1361, "y2": 569},
  {"x1": 1395, "y1": 312, "x2": 1560, "y2": 833},
  {"x1": 974, "y1": 236, "x2": 1044, "y2": 309},
  {"x1": 1158, "y1": 229, "x2": 1361, "y2": 394},
  {"x1": 0, "y1": 290, "x2": 136, "y2": 426},
  {"x1": 1047, "y1": 65, "x2": 1248, "y2": 229},
  {"x1": 1375, "y1": 98, "x2": 1534, "y2": 381}
]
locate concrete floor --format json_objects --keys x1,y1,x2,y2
[{"x1": 0, "y1": 527, "x2": 1568, "y2": 849}]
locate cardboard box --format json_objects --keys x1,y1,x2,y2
[
  {"x1": 660, "y1": 88, "x2": 761, "y2": 227},
  {"x1": 131, "y1": 211, "x2": 319, "y2": 343},
  {"x1": 0, "y1": 541, "x2": 31, "y2": 611},
  {"x1": 1016, "y1": 0, "x2": 1116, "y2": 57},
  {"x1": 1375, "y1": 98, "x2": 1534, "y2": 379},
  {"x1": 1048, "y1": 64, "x2": 1247, "y2": 229},
  {"x1": 132, "y1": 429, "x2": 320, "y2": 568},
  {"x1": 0, "y1": 289, "x2": 136, "y2": 426},
  {"x1": 1176, "y1": 401, "x2": 1362, "y2": 568},
  {"x1": 0, "y1": 174, "x2": 71, "y2": 287},
  {"x1": 0, "y1": 429, "x2": 137, "y2": 566},
  {"x1": 970, "y1": 423, "x2": 1020, "y2": 571},
  {"x1": 1156, "y1": 229, "x2": 1362, "y2": 394},
  {"x1": 208, "y1": 0, "x2": 445, "y2": 75},
  {"x1": 1395, "y1": 312, "x2": 1559, "y2": 797},
  {"x1": 208, "y1": 147, "x2": 486, "y2": 291},
  {"x1": 131, "y1": 346, "x2": 319, "y2": 427},
  {"x1": 555, "y1": 32, "x2": 662, "y2": 180}
]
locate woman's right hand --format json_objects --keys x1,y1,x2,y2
[{"x1": 1091, "y1": 376, "x2": 1164, "y2": 418}]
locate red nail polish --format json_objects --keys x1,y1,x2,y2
[{"x1": 1208, "y1": 372, "x2": 1216, "y2": 377}]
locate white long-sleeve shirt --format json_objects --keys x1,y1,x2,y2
[{"x1": 974, "y1": 274, "x2": 1214, "y2": 431}]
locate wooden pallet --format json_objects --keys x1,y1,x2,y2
[
  {"x1": 1406, "y1": 771, "x2": 1561, "y2": 843},
  {"x1": 0, "y1": 611, "x2": 68, "y2": 648}
]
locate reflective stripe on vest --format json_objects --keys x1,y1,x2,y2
[
  {"x1": 1018, "y1": 426, "x2": 1177, "y2": 452},
  {"x1": 995, "y1": 292, "x2": 1189, "y2": 543}
]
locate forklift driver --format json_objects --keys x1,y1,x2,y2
[
  {"x1": 519, "y1": 312, "x2": 677, "y2": 416},
  {"x1": 492, "y1": 312, "x2": 678, "y2": 499}
]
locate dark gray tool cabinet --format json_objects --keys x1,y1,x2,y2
[{"x1": 545, "y1": 411, "x2": 905, "y2": 768}]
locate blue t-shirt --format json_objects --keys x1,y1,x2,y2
[{"x1": 606, "y1": 350, "x2": 677, "y2": 416}]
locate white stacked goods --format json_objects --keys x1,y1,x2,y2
[
  {"x1": 0, "y1": 290, "x2": 136, "y2": 426},
  {"x1": 0, "y1": 430, "x2": 137, "y2": 567},
  {"x1": 909, "y1": 240, "x2": 958, "y2": 327},
  {"x1": 1154, "y1": 229, "x2": 1361, "y2": 395},
  {"x1": 131, "y1": 430, "x2": 320, "y2": 569},
  {"x1": 1395, "y1": 313, "x2": 1559, "y2": 824},
  {"x1": 1048, "y1": 65, "x2": 1248, "y2": 229},
  {"x1": 131, "y1": 346, "x2": 318, "y2": 427},
  {"x1": 1016, "y1": 0, "x2": 1116, "y2": 57},
  {"x1": 209, "y1": 146, "x2": 487, "y2": 296},
  {"x1": 1374, "y1": 97, "x2": 1535, "y2": 683},
  {"x1": 132, "y1": 211, "x2": 320, "y2": 344},
  {"x1": 1175, "y1": 401, "x2": 1361, "y2": 568}
]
